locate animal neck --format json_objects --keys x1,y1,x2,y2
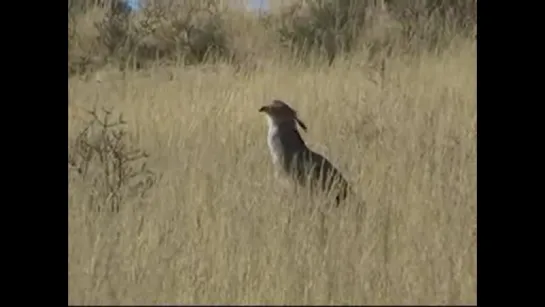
[
  {"x1": 267, "y1": 117, "x2": 297, "y2": 133},
  {"x1": 267, "y1": 117, "x2": 306, "y2": 149}
]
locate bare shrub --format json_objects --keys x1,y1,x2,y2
[{"x1": 68, "y1": 107, "x2": 160, "y2": 213}]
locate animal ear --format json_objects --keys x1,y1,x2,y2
[{"x1": 295, "y1": 117, "x2": 307, "y2": 132}]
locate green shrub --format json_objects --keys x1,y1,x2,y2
[
  {"x1": 274, "y1": 0, "x2": 371, "y2": 65},
  {"x1": 270, "y1": 0, "x2": 476, "y2": 65},
  {"x1": 385, "y1": 0, "x2": 476, "y2": 53},
  {"x1": 69, "y1": 0, "x2": 233, "y2": 75},
  {"x1": 68, "y1": 0, "x2": 476, "y2": 74},
  {"x1": 68, "y1": 0, "x2": 131, "y2": 16}
]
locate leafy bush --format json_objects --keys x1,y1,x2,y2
[
  {"x1": 384, "y1": 0, "x2": 476, "y2": 53},
  {"x1": 274, "y1": 0, "x2": 371, "y2": 65},
  {"x1": 69, "y1": 0, "x2": 233, "y2": 75},
  {"x1": 68, "y1": 0, "x2": 131, "y2": 16},
  {"x1": 271, "y1": 0, "x2": 476, "y2": 65},
  {"x1": 386, "y1": 0, "x2": 476, "y2": 32},
  {"x1": 68, "y1": 0, "x2": 476, "y2": 74}
]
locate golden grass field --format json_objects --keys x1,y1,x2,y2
[{"x1": 68, "y1": 32, "x2": 476, "y2": 304}]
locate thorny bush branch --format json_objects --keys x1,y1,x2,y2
[{"x1": 69, "y1": 107, "x2": 160, "y2": 213}]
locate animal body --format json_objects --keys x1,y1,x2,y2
[{"x1": 258, "y1": 99, "x2": 353, "y2": 206}]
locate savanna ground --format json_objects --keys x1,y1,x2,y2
[{"x1": 68, "y1": 1, "x2": 476, "y2": 304}]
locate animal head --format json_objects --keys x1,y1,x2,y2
[{"x1": 258, "y1": 100, "x2": 307, "y2": 132}]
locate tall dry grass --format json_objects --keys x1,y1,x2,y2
[{"x1": 68, "y1": 5, "x2": 476, "y2": 304}]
